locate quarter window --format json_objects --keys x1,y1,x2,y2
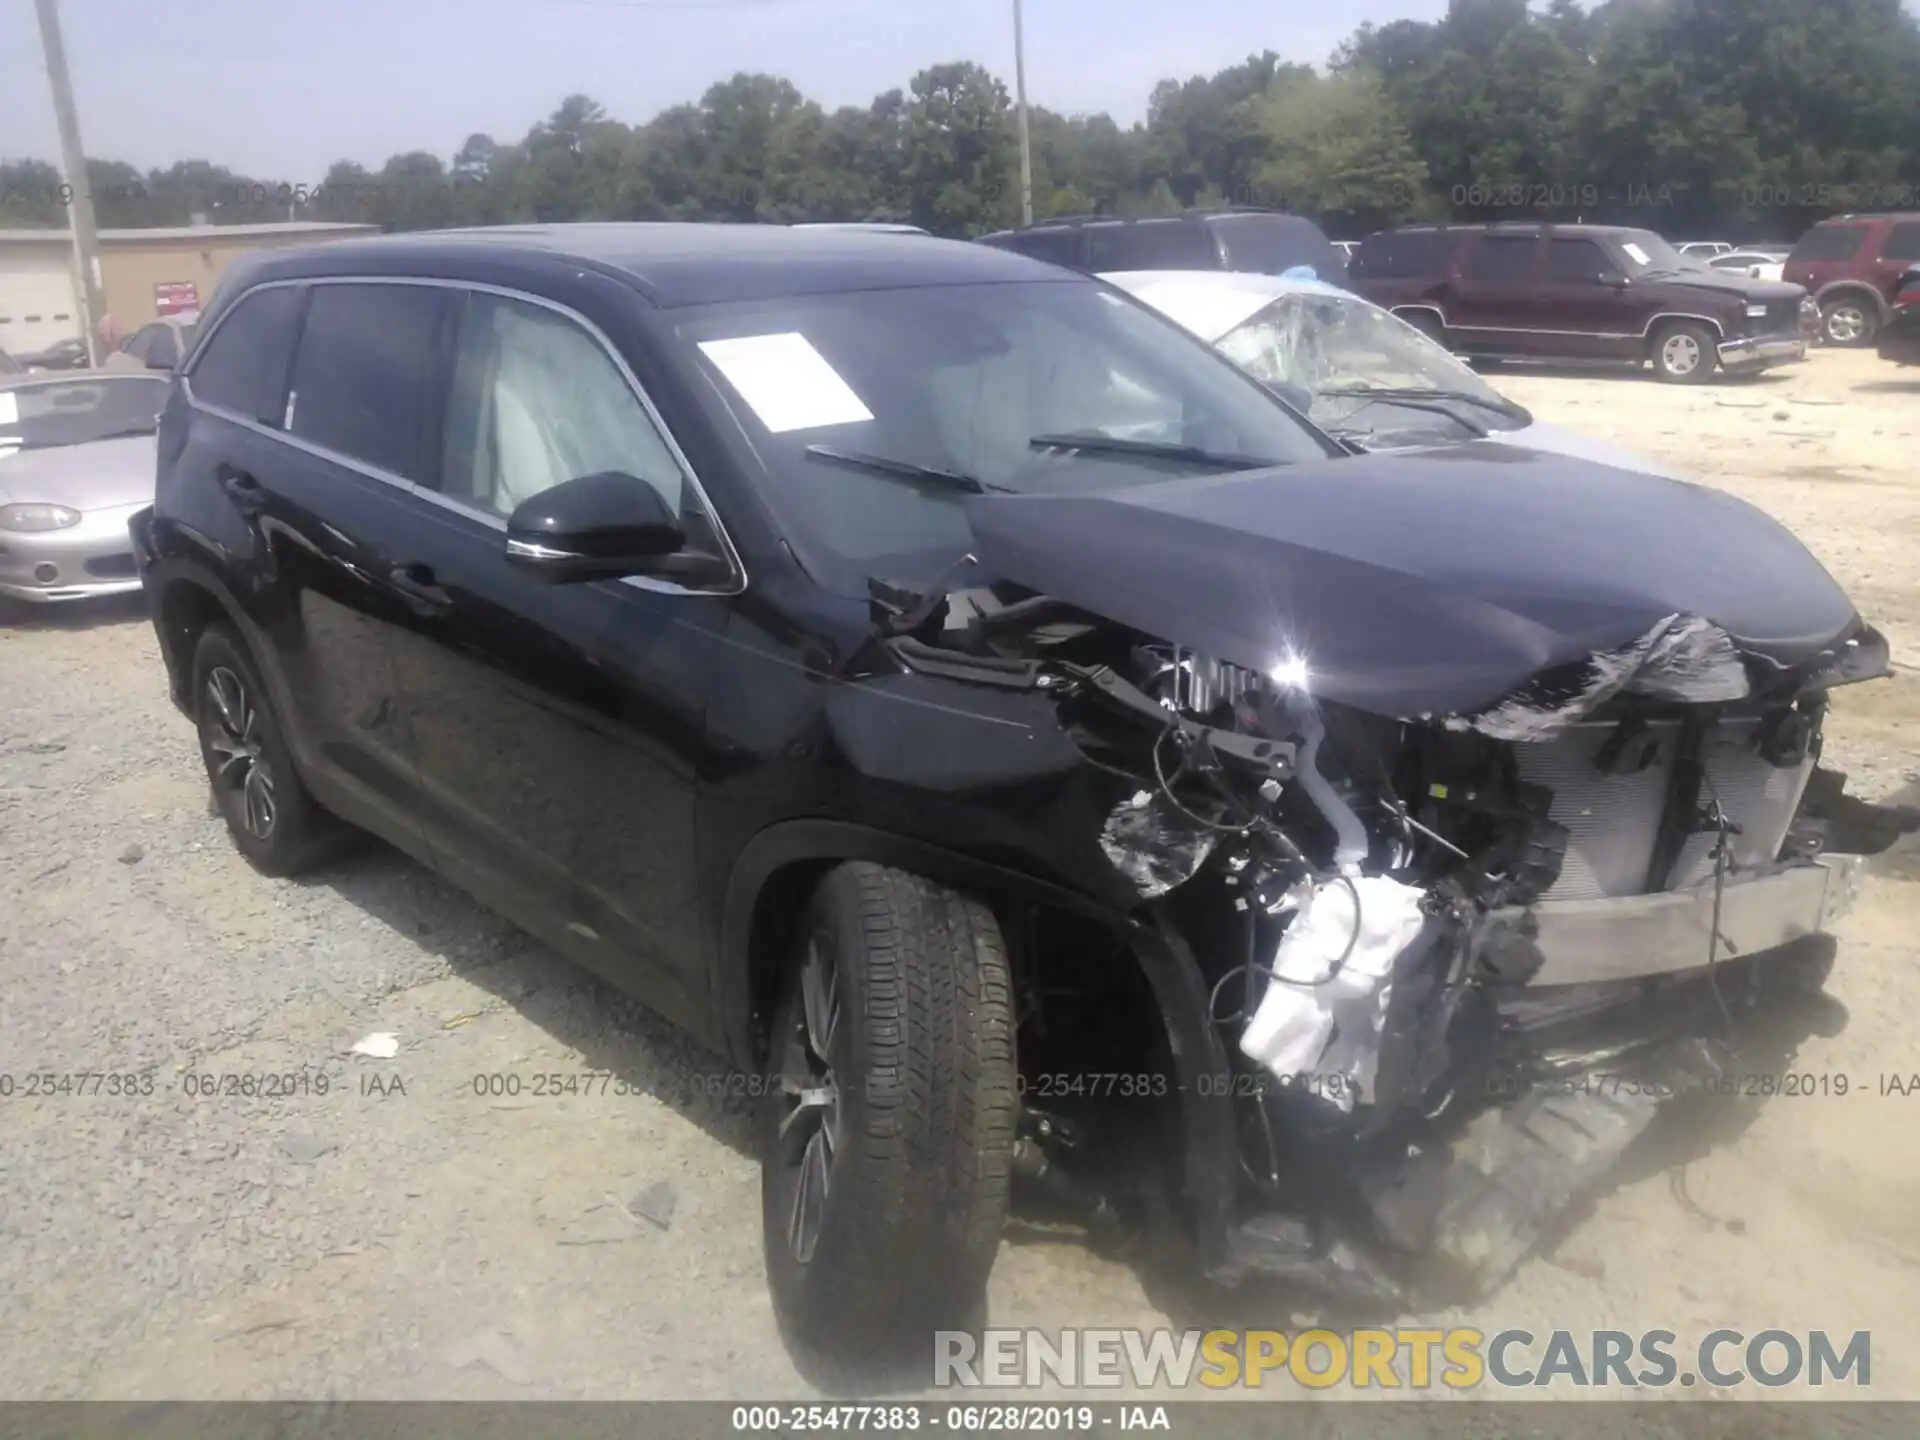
[
  {"x1": 1789, "y1": 225, "x2": 1868, "y2": 262},
  {"x1": 286, "y1": 283, "x2": 451, "y2": 482},
  {"x1": 439, "y1": 292, "x2": 687, "y2": 523},
  {"x1": 1883, "y1": 223, "x2": 1920, "y2": 261},
  {"x1": 187, "y1": 285, "x2": 306, "y2": 426}
]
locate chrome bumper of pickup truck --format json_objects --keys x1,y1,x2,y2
[
  {"x1": 1720, "y1": 333, "x2": 1807, "y2": 369},
  {"x1": 1503, "y1": 854, "x2": 1864, "y2": 988}
]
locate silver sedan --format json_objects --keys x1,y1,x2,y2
[{"x1": 0, "y1": 372, "x2": 166, "y2": 603}]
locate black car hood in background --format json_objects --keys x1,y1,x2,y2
[{"x1": 962, "y1": 444, "x2": 1862, "y2": 719}]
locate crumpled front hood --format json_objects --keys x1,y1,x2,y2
[{"x1": 963, "y1": 444, "x2": 1864, "y2": 718}]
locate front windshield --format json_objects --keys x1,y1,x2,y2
[
  {"x1": 675, "y1": 278, "x2": 1335, "y2": 582},
  {"x1": 1616, "y1": 230, "x2": 1690, "y2": 275},
  {"x1": 1214, "y1": 289, "x2": 1527, "y2": 442},
  {"x1": 0, "y1": 376, "x2": 169, "y2": 452}
]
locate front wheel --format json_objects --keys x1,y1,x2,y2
[
  {"x1": 761, "y1": 862, "x2": 1017, "y2": 1389},
  {"x1": 1650, "y1": 321, "x2": 1719, "y2": 384}
]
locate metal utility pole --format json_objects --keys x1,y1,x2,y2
[
  {"x1": 1013, "y1": 0, "x2": 1033, "y2": 228},
  {"x1": 34, "y1": 0, "x2": 108, "y2": 366}
]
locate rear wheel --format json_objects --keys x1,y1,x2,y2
[
  {"x1": 192, "y1": 623, "x2": 349, "y2": 875},
  {"x1": 761, "y1": 862, "x2": 1017, "y2": 1389},
  {"x1": 1821, "y1": 296, "x2": 1879, "y2": 347},
  {"x1": 1650, "y1": 321, "x2": 1718, "y2": 384}
]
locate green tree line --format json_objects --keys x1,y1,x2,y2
[{"x1": 4, "y1": 0, "x2": 1917, "y2": 242}]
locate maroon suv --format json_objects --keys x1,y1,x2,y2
[
  {"x1": 1784, "y1": 213, "x2": 1920, "y2": 347},
  {"x1": 1350, "y1": 223, "x2": 1811, "y2": 383}
]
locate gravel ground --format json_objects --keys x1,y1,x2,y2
[{"x1": 1, "y1": 349, "x2": 1916, "y2": 1403}]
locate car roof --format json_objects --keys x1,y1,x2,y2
[
  {"x1": 1100, "y1": 269, "x2": 1354, "y2": 342},
  {"x1": 1365, "y1": 222, "x2": 1647, "y2": 240},
  {"x1": 237, "y1": 222, "x2": 1069, "y2": 309}
]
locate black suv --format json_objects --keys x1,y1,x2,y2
[
  {"x1": 1350, "y1": 223, "x2": 1812, "y2": 382},
  {"x1": 133, "y1": 224, "x2": 1881, "y2": 1384},
  {"x1": 977, "y1": 207, "x2": 1348, "y2": 284}
]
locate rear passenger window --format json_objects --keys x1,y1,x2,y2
[
  {"x1": 1087, "y1": 221, "x2": 1216, "y2": 271},
  {"x1": 1350, "y1": 230, "x2": 1455, "y2": 281},
  {"x1": 1789, "y1": 225, "x2": 1868, "y2": 262},
  {"x1": 188, "y1": 286, "x2": 305, "y2": 426},
  {"x1": 286, "y1": 283, "x2": 451, "y2": 482},
  {"x1": 1466, "y1": 235, "x2": 1540, "y2": 280},
  {"x1": 1001, "y1": 228, "x2": 1084, "y2": 269},
  {"x1": 1883, "y1": 223, "x2": 1920, "y2": 261}
]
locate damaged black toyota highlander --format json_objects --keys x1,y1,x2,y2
[{"x1": 132, "y1": 227, "x2": 1890, "y2": 1386}]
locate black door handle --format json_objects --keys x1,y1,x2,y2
[
  {"x1": 389, "y1": 562, "x2": 453, "y2": 612},
  {"x1": 218, "y1": 467, "x2": 266, "y2": 513}
]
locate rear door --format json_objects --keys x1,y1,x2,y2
[
  {"x1": 1443, "y1": 232, "x2": 1544, "y2": 354},
  {"x1": 168, "y1": 279, "x2": 450, "y2": 853},
  {"x1": 382, "y1": 285, "x2": 729, "y2": 1024}
]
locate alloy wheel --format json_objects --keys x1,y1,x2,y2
[
  {"x1": 1824, "y1": 304, "x2": 1868, "y2": 345},
  {"x1": 1660, "y1": 331, "x2": 1702, "y2": 377},
  {"x1": 204, "y1": 666, "x2": 276, "y2": 839},
  {"x1": 774, "y1": 937, "x2": 842, "y2": 1264}
]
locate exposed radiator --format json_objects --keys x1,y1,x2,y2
[
  {"x1": 1513, "y1": 718, "x2": 1810, "y2": 902},
  {"x1": 1515, "y1": 720, "x2": 1678, "y2": 901},
  {"x1": 1669, "y1": 724, "x2": 1815, "y2": 890}
]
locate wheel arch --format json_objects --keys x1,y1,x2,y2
[
  {"x1": 717, "y1": 819, "x2": 1242, "y2": 1267},
  {"x1": 153, "y1": 568, "x2": 247, "y2": 716},
  {"x1": 1642, "y1": 311, "x2": 1726, "y2": 342},
  {"x1": 718, "y1": 820, "x2": 1132, "y2": 1072},
  {"x1": 1814, "y1": 280, "x2": 1892, "y2": 320}
]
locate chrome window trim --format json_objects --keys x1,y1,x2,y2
[{"x1": 180, "y1": 273, "x2": 748, "y2": 599}]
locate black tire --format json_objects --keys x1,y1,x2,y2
[
  {"x1": 761, "y1": 862, "x2": 1017, "y2": 1390},
  {"x1": 1649, "y1": 321, "x2": 1719, "y2": 384},
  {"x1": 191, "y1": 622, "x2": 348, "y2": 876},
  {"x1": 1820, "y1": 295, "x2": 1879, "y2": 348}
]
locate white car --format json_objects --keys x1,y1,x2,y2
[
  {"x1": 1102, "y1": 269, "x2": 1677, "y2": 475},
  {"x1": 1677, "y1": 241, "x2": 1735, "y2": 258},
  {"x1": 1704, "y1": 249, "x2": 1789, "y2": 283}
]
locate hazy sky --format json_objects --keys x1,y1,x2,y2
[{"x1": 1, "y1": 0, "x2": 1452, "y2": 180}]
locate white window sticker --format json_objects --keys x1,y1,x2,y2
[
  {"x1": 1621, "y1": 242, "x2": 1650, "y2": 266},
  {"x1": 0, "y1": 393, "x2": 17, "y2": 425},
  {"x1": 698, "y1": 332, "x2": 874, "y2": 434}
]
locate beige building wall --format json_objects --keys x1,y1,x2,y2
[{"x1": 98, "y1": 229, "x2": 376, "y2": 329}]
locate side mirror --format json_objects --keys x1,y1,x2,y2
[
  {"x1": 504, "y1": 470, "x2": 707, "y2": 586},
  {"x1": 1598, "y1": 268, "x2": 1627, "y2": 288},
  {"x1": 1262, "y1": 378, "x2": 1316, "y2": 414}
]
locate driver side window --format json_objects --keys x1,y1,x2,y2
[{"x1": 441, "y1": 292, "x2": 687, "y2": 523}]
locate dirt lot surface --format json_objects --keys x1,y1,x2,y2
[{"x1": 2, "y1": 349, "x2": 1917, "y2": 1405}]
